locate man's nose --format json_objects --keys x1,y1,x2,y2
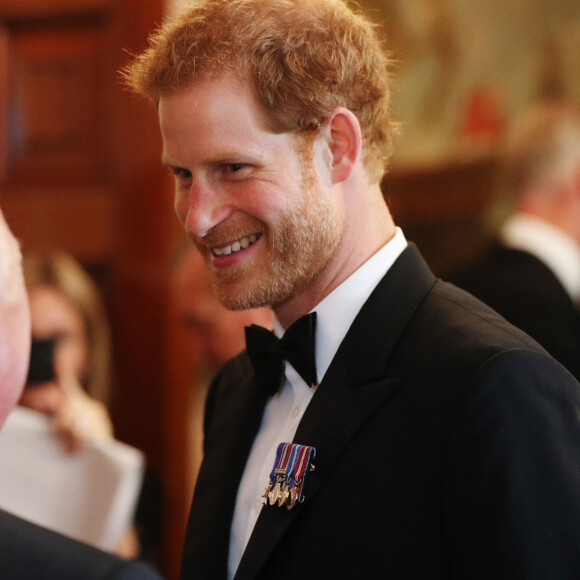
[{"x1": 176, "y1": 179, "x2": 228, "y2": 238}]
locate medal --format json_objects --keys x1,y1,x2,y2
[
  {"x1": 264, "y1": 442, "x2": 317, "y2": 510},
  {"x1": 278, "y1": 485, "x2": 290, "y2": 507},
  {"x1": 287, "y1": 487, "x2": 298, "y2": 509},
  {"x1": 269, "y1": 482, "x2": 281, "y2": 505}
]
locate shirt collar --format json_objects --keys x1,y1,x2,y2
[
  {"x1": 274, "y1": 228, "x2": 407, "y2": 383},
  {"x1": 501, "y1": 213, "x2": 580, "y2": 302}
]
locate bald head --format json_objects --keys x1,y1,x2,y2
[{"x1": 0, "y1": 210, "x2": 31, "y2": 427}]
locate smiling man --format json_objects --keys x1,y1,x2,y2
[
  {"x1": 125, "y1": 1, "x2": 580, "y2": 579},
  {"x1": 160, "y1": 71, "x2": 378, "y2": 324}
]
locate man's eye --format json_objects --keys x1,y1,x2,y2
[
  {"x1": 173, "y1": 168, "x2": 192, "y2": 179},
  {"x1": 227, "y1": 163, "x2": 245, "y2": 173}
]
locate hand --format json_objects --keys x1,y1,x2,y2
[{"x1": 51, "y1": 368, "x2": 113, "y2": 453}]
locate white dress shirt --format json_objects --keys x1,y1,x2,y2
[
  {"x1": 501, "y1": 214, "x2": 580, "y2": 303},
  {"x1": 227, "y1": 228, "x2": 408, "y2": 578}
]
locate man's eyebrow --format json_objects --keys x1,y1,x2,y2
[{"x1": 162, "y1": 151, "x2": 265, "y2": 167}]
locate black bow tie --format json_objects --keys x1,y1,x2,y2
[{"x1": 245, "y1": 312, "x2": 318, "y2": 396}]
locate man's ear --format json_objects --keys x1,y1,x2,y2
[{"x1": 325, "y1": 107, "x2": 362, "y2": 184}]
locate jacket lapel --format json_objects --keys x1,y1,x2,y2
[
  {"x1": 182, "y1": 359, "x2": 268, "y2": 580},
  {"x1": 235, "y1": 245, "x2": 436, "y2": 579}
]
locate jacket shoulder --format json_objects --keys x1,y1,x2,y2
[{"x1": 0, "y1": 510, "x2": 163, "y2": 580}]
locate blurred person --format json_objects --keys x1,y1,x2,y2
[
  {"x1": 450, "y1": 100, "x2": 580, "y2": 382},
  {"x1": 173, "y1": 246, "x2": 272, "y2": 372},
  {"x1": 171, "y1": 245, "x2": 271, "y2": 501},
  {"x1": 0, "y1": 209, "x2": 163, "y2": 580},
  {"x1": 19, "y1": 251, "x2": 141, "y2": 559},
  {"x1": 21, "y1": 251, "x2": 113, "y2": 452},
  {"x1": 125, "y1": 1, "x2": 580, "y2": 578}
]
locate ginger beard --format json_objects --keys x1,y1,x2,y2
[{"x1": 195, "y1": 149, "x2": 343, "y2": 311}]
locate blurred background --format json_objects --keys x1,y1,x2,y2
[{"x1": 1, "y1": 0, "x2": 579, "y2": 578}]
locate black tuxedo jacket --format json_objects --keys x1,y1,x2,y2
[
  {"x1": 0, "y1": 509, "x2": 163, "y2": 580},
  {"x1": 449, "y1": 244, "x2": 580, "y2": 382},
  {"x1": 182, "y1": 245, "x2": 580, "y2": 579}
]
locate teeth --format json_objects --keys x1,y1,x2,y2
[{"x1": 213, "y1": 234, "x2": 260, "y2": 257}]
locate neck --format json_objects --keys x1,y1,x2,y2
[{"x1": 275, "y1": 187, "x2": 395, "y2": 328}]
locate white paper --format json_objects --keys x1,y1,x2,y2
[{"x1": 0, "y1": 406, "x2": 145, "y2": 552}]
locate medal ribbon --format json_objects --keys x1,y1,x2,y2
[
  {"x1": 293, "y1": 445, "x2": 316, "y2": 503},
  {"x1": 264, "y1": 442, "x2": 316, "y2": 509}
]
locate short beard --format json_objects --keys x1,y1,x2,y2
[{"x1": 205, "y1": 147, "x2": 342, "y2": 311}]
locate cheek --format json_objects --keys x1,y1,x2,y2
[
  {"x1": 174, "y1": 190, "x2": 189, "y2": 226},
  {"x1": 0, "y1": 340, "x2": 27, "y2": 423},
  {"x1": 55, "y1": 337, "x2": 89, "y2": 377},
  {"x1": 0, "y1": 302, "x2": 31, "y2": 423},
  {"x1": 240, "y1": 186, "x2": 292, "y2": 228}
]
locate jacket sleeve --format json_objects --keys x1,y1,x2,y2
[
  {"x1": 442, "y1": 349, "x2": 580, "y2": 579},
  {"x1": 111, "y1": 560, "x2": 164, "y2": 580}
]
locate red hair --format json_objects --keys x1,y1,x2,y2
[{"x1": 123, "y1": 0, "x2": 396, "y2": 182}]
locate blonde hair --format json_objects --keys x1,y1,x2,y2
[
  {"x1": 22, "y1": 252, "x2": 112, "y2": 404},
  {"x1": 123, "y1": 0, "x2": 397, "y2": 182}
]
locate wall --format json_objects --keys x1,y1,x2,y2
[{"x1": 361, "y1": 0, "x2": 580, "y2": 164}]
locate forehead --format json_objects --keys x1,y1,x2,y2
[
  {"x1": 159, "y1": 74, "x2": 263, "y2": 129},
  {"x1": 158, "y1": 72, "x2": 286, "y2": 163},
  {"x1": 29, "y1": 286, "x2": 81, "y2": 323}
]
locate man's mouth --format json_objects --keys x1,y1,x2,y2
[{"x1": 212, "y1": 233, "x2": 261, "y2": 257}]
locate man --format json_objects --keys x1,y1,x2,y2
[
  {"x1": 125, "y1": 1, "x2": 580, "y2": 578},
  {"x1": 0, "y1": 210, "x2": 163, "y2": 580},
  {"x1": 450, "y1": 101, "x2": 580, "y2": 382}
]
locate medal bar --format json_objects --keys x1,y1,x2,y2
[{"x1": 263, "y1": 442, "x2": 317, "y2": 510}]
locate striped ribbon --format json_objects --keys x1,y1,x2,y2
[{"x1": 263, "y1": 442, "x2": 316, "y2": 509}]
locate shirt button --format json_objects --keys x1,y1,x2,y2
[{"x1": 291, "y1": 406, "x2": 301, "y2": 419}]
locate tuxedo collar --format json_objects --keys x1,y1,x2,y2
[{"x1": 311, "y1": 227, "x2": 408, "y2": 381}]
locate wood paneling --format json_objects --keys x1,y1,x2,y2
[
  {"x1": 0, "y1": 2, "x2": 116, "y2": 261},
  {"x1": 1, "y1": 186, "x2": 115, "y2": 260},
  {"x1": 383, "y1": 156, "x2": 497, "y2": 274},
  {"x1": 0, "y1": 0, "x2": 114, "y2": 19},
  {"x1": 5, "y1": 16, "x2": 109, "y2": 185},
  {"x1": 384, "y1": 156, "x2": 496, "y2": 225}
]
